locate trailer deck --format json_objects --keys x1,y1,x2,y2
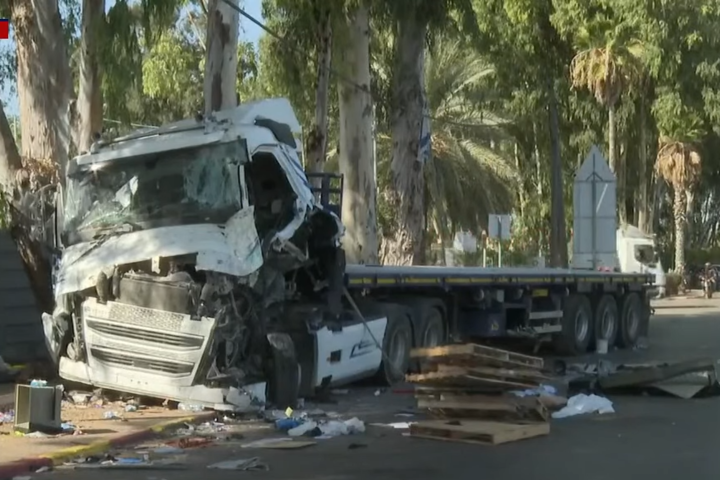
[{"x1": 345, "y1": 264, "x2": 653, "y2": 288}]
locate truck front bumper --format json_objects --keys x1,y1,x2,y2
[{"x1": 58, "y1": 356, "x2": 266, "y2": 411}]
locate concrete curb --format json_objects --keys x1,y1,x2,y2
[{"x1": 0, "y1": 411, "x2": 215, "y2": 480}]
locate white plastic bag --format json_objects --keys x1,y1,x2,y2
[{"x1": 551, "y1": 393, "x2": 614, "y2": 419}]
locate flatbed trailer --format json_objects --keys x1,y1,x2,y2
[{"x1": 342, "y1": 264, "x2": 652, "y2": 358}]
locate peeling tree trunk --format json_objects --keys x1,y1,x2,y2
[
  {"x1": 0, "y1": 102, "x2": 22, "y2": 194},
  {"x1": 13, "y1": 0, "x2": 73, "y2": 175},
  {"x1": 77, "y1": 0, "x2": 105, "y2": 154},
  {"x1": 338, "y1": 6, "x2": 377, "y2": 264},
  {"x1": 636, "y1": 98, "x2": 649, "y2": 232},
  {"x1": 387, "y1": 14, "x2": 427, "y2": 265},
  {"x1": 305, "y1": 6, "x2": 333, "y2": 175},
  {"x1": 673, "y1": 184, "x2": 687, "y2": 275},
  {"x1": 608, "y1": 102, "x2": 618, "y2": 174},
  {"x1": 547, "y1": 78, "x2": 567, "y2": 268},
  {"x1": 533, "y1": 123, "x2": 542, "y2": 196},
  {"x1": 10, "y1": 0, "x2": 72, "y2": 316},
  {"x1": 204, "y1": 0, "x2": 239, "y2": 113}
]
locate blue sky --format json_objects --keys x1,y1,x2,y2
[{"x1": 1, "y1": 0, "x2": 264, "y2": 117}]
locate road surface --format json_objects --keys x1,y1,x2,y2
[{"x1": 50, "y1": 297, "x2": 720, "y2": 480}]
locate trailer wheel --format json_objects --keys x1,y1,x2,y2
[
  {"x1": 552, "y1": 294, "x2": 593, "y2": 355},
  {"x1": 617, "y1": 293, "x2": 642, "y2": 348},
  {"x1": 593, "y1": 295, "x2": 619, "y2": 347},
  {"x1": 420, "y1": 308, "x2": 446, "y2": 348},
  {"x1": 266, "y1": 333, "x2": 300, "y2": 408},
  {"x1": 376, "y1": 308, "x2": 413, "y2": 385}
]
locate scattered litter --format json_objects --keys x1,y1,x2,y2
[
  {"x1": 372, "y1": 422, "x2": 414, "y2": 429},
  {"x1": 241, "y1": 437, "x2": 294, "y2": 448},
  {"x1": 286, "y1": 417, "x2": 365, "y2": 438},
  {"x1": 61, "y1": 422, "x2": 77, "y2": 432},
  {"x1": 152, "y1": 446, "x2": 184, "y2": 455},
  {"x1": 29, "y1": 379, "x2": 48, "y2": 387},
  {"x1": 551, "y1": 394, "x2": 614, "y2": 418},
  {"x1": 275, "y1": 417, "x2": 303, "y2": 431},
  {"x1": 68, "y1": 391, "x2": 93, "y2": 405},
  {"x1": 178, "y1": 403, "x2": 204, "y2": 412},
  {"x1": 207, "y1": 457, "x2": 268, "y2": 471},
  {"x1": 0, "y1": 410, "x2": 14, "y2": 424},
  {"x1": 512, "y1": 384, "x2": 557, "y2": 397},
  {"x1": 374, "y1": 390, "x2": 381, "y2": 396},
  {"x1": 174, "y1": 436, "x2": 214, "y2": 449},
  {"x1": 288, "y1": 421, "x2": 317, "y2": 437},
  {"x1": 103, "y1": 411, "x2": 121, "y2": 420},
  {"x1": 124, "y1": 404, "x2": 138, "y2": 412}
]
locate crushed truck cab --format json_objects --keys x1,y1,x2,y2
[{"x1": 44, "y1": 99, "x2": 348, "y2": 410}]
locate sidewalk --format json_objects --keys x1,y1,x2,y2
[{"x1": 0, "y1": 384, "x2": 215, "y2": 476}]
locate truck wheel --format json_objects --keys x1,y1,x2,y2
[
  {"x1": 266, "y1": 333, "x2": 300, "y2": 408},
  {"x1": 419, "y1": 308, "x2": 446, "y2": 348},
  {"x1": 617, "y1": 293, "x2": 642, "y2": 348},
  {"x1": 593, "y1": 295, "x2": 619, "y2": 347},
  {"x1": 376, "y1": 307, "x2": 413, "y2": 385},
  {"x1": 552, "y1": 294, "x2": 593, "y2": 355}
]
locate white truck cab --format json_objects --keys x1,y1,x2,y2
[
  {"x1": 616, "y1": 225, "x2": 665, "y2": 297},
  {"x1": 41, "y1": 99, "x2": 391, "y2": 411}
]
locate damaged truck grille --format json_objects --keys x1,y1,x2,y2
[
  {"x1": 90, "y1": 348, "x2": 194, "y2": 375},
  {"x1": 85, "y1": 320, "x2": 203, "y2": 348},
  {"x1": 81, "y1": 298, "x2": 216, "y2": 385}
]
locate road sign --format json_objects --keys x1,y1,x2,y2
[{"x1": 488, "y1": 214, "x2": 512, "y2": 241}]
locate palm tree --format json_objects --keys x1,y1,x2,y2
[
  {"x1": 569, "y1": 29, "x2": 644, "y2": 224},
  {"x1": 375, "y1": 37, "x2": 519, "y2": 264},
  {"x1": 655, "y1": 138, "x2": 702, "y2": 275},
  {"x1": 569, "y1": 30, "x2": 644, "y2": 172}
]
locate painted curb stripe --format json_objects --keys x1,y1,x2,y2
[{"x1": 0, "y1": 411, "x2": 215, "y2": 479}]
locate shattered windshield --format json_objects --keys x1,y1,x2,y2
[{"x1": 62, "y1": 141, "x2": 246, "y2": 245}]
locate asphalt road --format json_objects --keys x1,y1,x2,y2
[{"x1": 50, "y1": 297, "x2": 720, "y2": 480}]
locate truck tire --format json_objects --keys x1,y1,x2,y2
[
  {"x1": 552, "y1": 293, "x2": 593, "y2": 355},
  {"x1": 593, "y1": 295, "x2": 619, "y2": 347},
  {"x1": 617, "y1": 293, "x2": 642, "y2": 348},
  {"x1": 376, "y1": 306, "x2": 413, "y2": 385},
  {"x1": 266, "y1": 333, "x2": 300, "y2": 408},
  {"x1": 419, "y1": 308, "x2": 446, "y2": 348}
]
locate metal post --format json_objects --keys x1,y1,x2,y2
[{"x1": 497, "y1": 216, "x2": 503, "y2": 267}]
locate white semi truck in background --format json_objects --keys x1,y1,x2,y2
[
  {"x1": 41, "y1": 98, "x2": 654, "y2": 411},
  {"x1": 616, "y1": 225, "x2": 666, "y2": 298}
]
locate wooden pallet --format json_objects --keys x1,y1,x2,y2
[
  {"x1": 414, "y1": 388, "x2": 566, "y2": 411},
  {"x1": 427, "y1": 363, "x2": 549, "y2": 383},
  {"x1": 406, "y1": 367, "x2": 539, "y2": 391},
  {"x1": 410, "y1": 344, "x2": 544, "y2": 370},
  {"x1": 409, "y1": 419, "x2": 549, "y2": 445},
  {"x1": 416, "y1": 395, "x2": 549, "y2": 422}
]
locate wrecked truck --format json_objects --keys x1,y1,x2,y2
[{"x1": 42, "y1": 98, "x2": 654, "y2": 411}]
